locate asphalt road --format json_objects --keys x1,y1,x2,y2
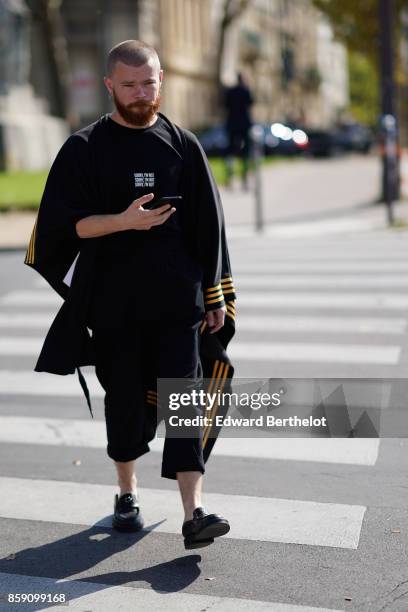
[{"x1": 1, "y1": 226, "x2": 408, "y2": 611}]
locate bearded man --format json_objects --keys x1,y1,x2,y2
[{"x1": 24, "y1": 39, "x2": 236, "y2": 550}]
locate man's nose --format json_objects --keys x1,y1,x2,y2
[{"x1": 132, "y1": 85, "x2": 146, "y2": 98}]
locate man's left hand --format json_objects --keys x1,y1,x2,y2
[{"x1": 205, "y1": 306, "x2": 226, "y2": 334}]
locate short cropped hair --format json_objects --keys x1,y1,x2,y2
[{"x1": 107, "y1": 40, "x2": 160, "y2": 76}]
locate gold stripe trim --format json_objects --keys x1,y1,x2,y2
[
  {"x1": 29, "y1": 215, "x2": 38, "y2": 264},
  {"x1": 205, "y1": 296, "x2": 224, "y2": 305},
  {"x1": 25, "y1": 215, "x2": 38, "y2": 264},
  {"x1": 206, "y1": 360, "x2": 220, "y2": 396},
  {"x1": 205, "y1": 292, "x2": 223, "y2": 299},
  {"x1": 205, "y1": 284, "x2": 222, "y2": 294},
  {"x1": 222, "y1": 289, "x2": 236, "y2": 295},
  {"x1": 201, "y1": 359, "x2": 222, "y2": 448},
  {"x1": 202, "y1": 361, "x2": 223, "y2": 447},
  {"x1": 202, "y1": 362, "x2": 230, "y2": 449}
]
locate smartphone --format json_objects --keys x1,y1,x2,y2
[{"x1": 146, "y1": 196, "x2": 182, "y2": 211}]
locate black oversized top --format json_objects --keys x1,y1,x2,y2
[
  {"x1": 82, "y1": 114, "x2": 207, "y2": 326},
  {"x1": 26, "y1": 113, "x2": 235, "y2": 313},
  {"x1": 24, "y1": 112, "x2": 236, "y2": 460}
]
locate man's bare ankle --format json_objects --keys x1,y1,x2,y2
[
  {"x1": 118, "y1": 476, "x2": 138, "y2": 497},
  {"x1": 184, "y1": 503, "x2": 202, "y2": 522},
  {"x1": 119, "y1": 488, "x2": 138, "y2": 497}
]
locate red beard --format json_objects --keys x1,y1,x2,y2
[{"x1": 112, "y1": 90, "x2": 161, "y2": 127}]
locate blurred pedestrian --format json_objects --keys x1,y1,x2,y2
[
  {"x1": 24, "y1": 39, "x2": 236, "y2": 550},
  {"x1": 224, "y1": 72, "x2": 254, "y2": 190}
]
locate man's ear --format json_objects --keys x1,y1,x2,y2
[
  {"x1": 159, "y1": 69, "x2": 164, "y2": 87},
  {"x1": 103, "y1": 76, "x2": 113, "y2": 96}
]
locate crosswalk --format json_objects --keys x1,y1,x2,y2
[
  {"x1": 0, "y1": 231, "x2": 408, "y2": 610},
  {"x1": 0, "y1": 573, "x2": 343, "y2": 612}
]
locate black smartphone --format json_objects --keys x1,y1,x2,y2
[{"x1": 146, "y1": 196, "x2": 182, "y2": 211}]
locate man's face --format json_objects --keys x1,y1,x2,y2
[{"x1": 104, "y1": 59, "x2": 163, "y2": 127}]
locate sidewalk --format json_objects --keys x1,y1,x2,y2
[
  {"x1": 0, "y1": 211, "x2": 37, "y2": 250},
  {"x1": 1, "y1": 152, "x2": 407, "y2": 249},
  {"x1": 220, "y1": 151, "x2": 408, "y2": 238}
]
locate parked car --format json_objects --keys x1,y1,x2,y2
[
  {"x1": 198, "y1": 122, "x2": 309, "y2": 158},
  {"x1": 262, "y1": 123, "x2": 309, "y2": 156},
  {"x1": 306, "y1": 129, "x2": 341, "y2": 157},
  {"x1": 306, "y1": 123, "x2": 373, "y2": 157},
  {"x1": 334, "y1": 123, "x2": 373, "y2": 154},
  {"x1": 198, "y1": 126, "x2": 229, "y2": 157}
]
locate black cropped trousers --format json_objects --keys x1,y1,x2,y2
[{"x1": 92, "y1": 319, "x2": 205, "y2": 480}]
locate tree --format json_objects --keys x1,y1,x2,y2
[
  {"x1": 311, "y1": 0, "x2": 406, "y2": 68},
  {"x1": 312, "y1": 0, "x2": 407, "y2": 131},
  {"x1": 347, "y1": 50, "x2": 379, "y2": 127},
  {"x1": 25, "y1": 0, "x2": 78, "y2": 128},
  {"x1": 215, "y1": 0, "x2": 252, "y2": 92}
]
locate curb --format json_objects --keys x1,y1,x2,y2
[{"x1": 0, "y1": 246, "x2": 27, "y2": 253}]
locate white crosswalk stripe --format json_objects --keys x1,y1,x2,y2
[
  {"x1": 0, "y1": 369, "x2": 104, "y2": 396},
  {"x1": 0, "y1": 336, "x2": 401, "y2": 363},
  {"x1": 1, "y1": 311, "x2": 404, "y2": 334},
  {"x1": 0, "y1": 415, "x2": 380, "y2": 465},
  {"x1": 229, "y1": 341, "x2": 400, "y2": 364},
  {"x1": 0, "y1": 290, "x2": 61, "y2": 307},
  {"x1": 0, "y1": 336, "x2": 43, "y2": 355},
  {"x1": 0, "y1": 573, "x2": 344, "y2": 612},
  {"x1": 235, "y1": 274, "x2": 408, "y2": 288},
  {"x1": 233, "y1": 262, "x2": 408, "y2": 272},
  {"x1": 232, "y1": 314, "x2": 407, "y2": 334},
  {"x1": 0, "y1": 312, "x2": 54, "y2": 328},
  {"x1": 0, "y1": 476, "x2": 365, "y2": 549},
  {"x1": 237, "y1": 292, "x2": 408, "y2": 310}
]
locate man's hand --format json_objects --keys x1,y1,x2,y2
[
  {"x1": 119, "y1": 193, "x2": 176, "y2": 231},
  {"x1": 205, "y1": 306, "x2": 226, "y2": 334}
]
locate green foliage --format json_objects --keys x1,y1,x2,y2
[
  {"x1": 311, "y1": 0, "x2": 406, "y2": 129},
  {"x1": 312, "y1": 0, "x2": 406, "y2": 62},
  {"x1": 209, "y1": 156, "x2": 301, "y2": 186},
  {"x1": 0, "y1": 171, "x2": 47, "y2": 211},
  {"x1": 301, "y1": 65, "x2": 323, "y2": 93},
  {"x1": 347, "y1": 51, "x2": 379, "y2": 126}
]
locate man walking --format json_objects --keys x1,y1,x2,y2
[
  {"x1": 224, "y1": 72, "x2": 254, "y2": 189},
  {"x1": 24, "y1": 40, "x2": 236, "y2": 550}
]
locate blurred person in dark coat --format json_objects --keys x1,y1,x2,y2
[{"x1": 224, "y1": 72, "x2": 254, "y2": 190}]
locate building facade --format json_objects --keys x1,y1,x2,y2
[
  {"x1": 58, "y1": 0, "x2": 348, "y2": 131},
  {"x1": 0, "y1": 0, "x2": 68, "y2": 171},
  {"x1": 3, "y1": 0, "x2": 349, "y2": 169},
  {"x1": 219, "y1": 0, "x2": 348, "y2": 128}
]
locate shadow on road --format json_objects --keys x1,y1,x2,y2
[{"x1": 0, "y1": 519, "x2": 202, "y2": 610}]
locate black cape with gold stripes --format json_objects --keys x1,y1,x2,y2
[{"x1": 24, "y1": 112, "x2": 236, "y2": 463}]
